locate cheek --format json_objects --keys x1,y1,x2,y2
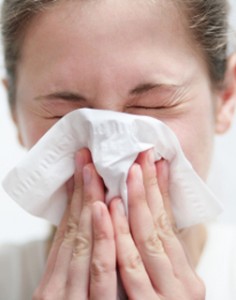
[
  {"x1": 15, "y1": 104, "x2": 56, "y2": 149},
  {"x1": 21, "y1": 125, "x2": 48, "y2": 149},
  {"x1": 182, "y1": 127, "x2": 214, "y2": 180},
  {"x1": 167, "y1": 108, "x2": 215, "y2": 180}
]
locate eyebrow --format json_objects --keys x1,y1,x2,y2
[
  {"x1": 129, "y1": 82, "x2": 180, "y2": 96},
  {"x1": 35, "y1": 82, "x2": 180, "y2": 101},
  {"x1": 35, "y1": 91, "x2": 86, "y2": 102}
]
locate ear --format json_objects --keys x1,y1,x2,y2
[
  {"x1": 2, "y1": 78, "x2": 24, "y2": 146},
  {"x1": 215, "y1": 53, "x2": 236, "y2": 134}
]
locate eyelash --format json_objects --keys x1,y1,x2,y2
[
  {"x1": 47, "y1": 105, "x2": 173, "y2": 120},
  {"x1": 44, "y1": 115, "x2": 63, "y2": 120},
  {"x1": 127, "y1": 105, "x2": 168, "y2": 110}
]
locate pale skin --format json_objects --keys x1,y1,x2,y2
[{"x1": 6, "y1": 0, "x2": 236, "y2": 299}]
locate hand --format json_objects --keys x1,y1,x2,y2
[
  {"x1": 33, "y1": 149, "x2": 117, "y2": 300},
  {"x1": 110, "y1": 149, "x2": 205, "y2": 300}
]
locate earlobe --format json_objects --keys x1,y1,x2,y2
[
  {"x1": 11, "y1": 110, "x2": 24, "y2": 147},
  {"x1": 11, "y1": 110, "x2": 25, "y2": 147},
  {"x1": 17, "y1": 133, "x2": 24, "y2": 147},
  {"x1": 215, "y1": 53, "x2": 236, "y2": 134},
  {"x1": 2, "y1": 78, "x2": 9, "y2": 90}
]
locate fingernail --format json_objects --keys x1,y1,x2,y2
[
  {"x1": 75, "y1": 151, "x2": 84, "y2": 171},
  {"x1": 117, "y1": 199, "x2": 125, "y2": 216},
  {"x1": 148, "y1": 149, "x2": 155, "y2": 165},
  {"x1": 83, "y1": 165, "x2": 92, "y2": 185}
]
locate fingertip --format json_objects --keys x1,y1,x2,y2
[
  {"x1": 92, "y1": 201, "x2": 115, "y2": 240},
  {"x1": 128, "y1": 163, "x2": 143, "y2": 182},
  {"x1": 109, "y1": 197, "x2": 120, "y2": 213},
  {"x1": 127, "y1": 164, "x2": 145, "y2": 203},
  {"x1": 82, "y1": 162, "x2": 99, "y2": 183},
  {"x1": 135, "y1": 148, "x2": 154, "y2": 165},
  {"x1": 75, "y1": 148, "x2": 92, "y2": 172},
  {"x1": 75, "y1": 150, "x2": 84, "y2": 172},
  {"x1": 109, "y1": 198, "x2": 125, "y2": 216},
  {"x1": 135, "y1": 150, "x2": 145, "y2": 164},
  {"x1": 82, "y1": 165, "x2": 90, "y2": 185}
]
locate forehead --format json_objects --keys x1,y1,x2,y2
[
  {"x1": 17, "y1": 0, "x2": 206, "y2": 96},
  {"x1": 20, "y1": 0, "x2": 194, "y2": 61}
]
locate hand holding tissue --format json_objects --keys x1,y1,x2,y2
[{"x1": 2, "y1": 109, "x2": 222, "y2": 228}]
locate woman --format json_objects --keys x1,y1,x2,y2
[{"x1": 1, "y1": 0, "x2": 236, "y2": 299}]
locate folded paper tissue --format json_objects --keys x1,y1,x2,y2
[{"x1": 2, "y1": 109, "x2": 222, "y2": 228}]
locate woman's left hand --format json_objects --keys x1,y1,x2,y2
[{"x1": 110, "y1": 149, "x2": 206, "y2": 300}]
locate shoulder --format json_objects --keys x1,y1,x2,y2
[
  {"x1": 197, "y1": 223, "x2": 236, "y2": 300},
  {"x1": 0, "y1": 240, "x2": 47, "y2": 300}
]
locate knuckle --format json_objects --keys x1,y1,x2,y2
[
  {"x1": 115, "y1": 220, "x2": 130, "y2": 236},
  {"x1": 119, "y1": 252, "x2": 143, "y2": 272},
  {"x1": 183, "y1": 276, "x2": 206, "y2": 300},
  {"x1": 145, "y1": 231, "x2": 165, "y2": 255},
  {"x1": 94, "y1": 227, "x2": 114, "y2": 241},
  {"x1": 190, "y1": 278, "x2": 206, "y2": 300},
  {"x1": 64, "y1": 218, "x2": 78, "y2": 244},
  {"x1": 84, "y1": 191, "x2": 95, "y2": 204},
  {"x1": 147, "y1": 174, "x2": 158, "y2": 188},
  {"x1": 73, "y1": 181, "x2": 82, "y2": 195},
  {"x1": 32, "y1": 288, "x2": 41, "y2": 300},
  {"x1": 156, "y1": 211, "x2": 174, "y2": 237},
  {"x1": 53, "y1": 228, "x2": 65, "y2": 245},
  {"x1": 33, "y1": 287, "x2": 61, "y2": 300},
  {"x1": 72, "y1": 233, "x2": 91, "y2": 257},
  {"x1": 33, "y1": 291, "x2": 50, "y2": 300},
  {"x1": 90, "y1": 258, "x2": 115, "y2": 281}
]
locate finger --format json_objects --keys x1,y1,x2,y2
[
  {"x1": 51, "y1": 148, "x2": 92, "y2": 262},
  {"x1": 53, "y1": 149, "x2": 93, "y2": 266},
  {"x1": 90, "y1": 202, "x2": 116, "y2": 300},
  {"x1": 66, "y1": 164, "x2": 106, "y2": 298},
  {"x1": 33, "y1": 206, "x2": 71, "y2": 299},
  {"x1": 134, "y1": 155, "x2": 202, "y2": 295},
  {"x1": 82, "y1": 163, "x2": 105, "y2": 206},
  {"x1": 155, "y1": 160, "x2": 199, "y2": 283},
  {"x1": 155, "y1": 159, "x2": 175, "y2": 227},
  {"x1": 49, "y1": 150, "x2": 93, "y2": 278},
  {"x1": 34, "y1": 149, "x2": 93, "y2": 298},
  {"x1": 136, "y1": 149, "x2": 165, "y2": 220},
  {"x1": 54, "y1": 150, "x2": 93, "y2": 269},
  {"x1": 110, "y1": 198, "x2": 159, "y2": 300},
  {"x1": 144, "y1": 157, "x2": 200, "y2": 287},
  {"x1": 65, "y1": 205, "x2": 92, "y2": 300},
  {"x1": 70, "y1": 148, "x2": 93, "y2": 216},
  {"x1": 127, "y1": 164, "x2": 176, "y2": 294}
]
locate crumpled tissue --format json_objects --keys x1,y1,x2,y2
[{"x1": 2, "y1": 109, "x2": 222, "y2": 228}]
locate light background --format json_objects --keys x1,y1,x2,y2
[{"x1": 0, "y1": 1, "x2": 236, "y2": 245}]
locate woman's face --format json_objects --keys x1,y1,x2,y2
[{"x1": 13, "y1": 0, "x2": 226, "y2": 179}]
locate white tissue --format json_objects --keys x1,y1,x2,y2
[{"x1": 2, "y1": 109, "x2": 222, "y2": 228}]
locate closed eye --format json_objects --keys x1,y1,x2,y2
[
  {"x1": 44, "y1": 115, "x2": 64, "y2": 120},
  {"x1": 127, "y1": 105, "x2": 171, "y2": 110}
]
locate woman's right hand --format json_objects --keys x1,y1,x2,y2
[{"x1": 33, "y1": 149, "x2": 117, "y2": 300}]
